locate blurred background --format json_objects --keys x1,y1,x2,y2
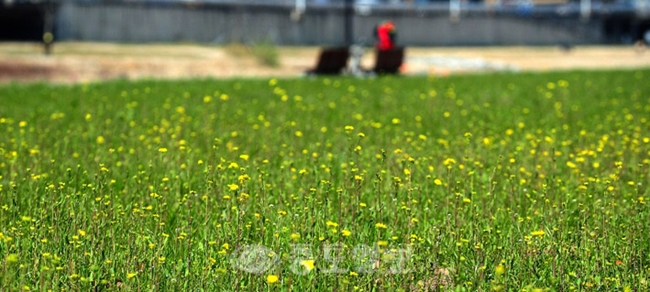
[
  {"x1": 2, "y1": 0, "x2": 650, "y2": 46},
  {"x1": 1, "y1": 0, "x2": 650, "y2": 84}
]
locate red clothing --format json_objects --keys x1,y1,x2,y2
[{"x1": 376, "y1": 22, "x2": 396, "y2": 51}]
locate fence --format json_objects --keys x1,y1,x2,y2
[{"x1": 52, "y1": 0, "x2": 617, "y2": 46}]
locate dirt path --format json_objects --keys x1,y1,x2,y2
[{"x1": 0, "y1": 42, "x2": 649, "y2": 84}]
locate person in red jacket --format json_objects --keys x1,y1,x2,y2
[{"x1": 375, "y1": 20, "x2": 397, "y2": 51}]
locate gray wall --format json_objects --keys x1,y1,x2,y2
[{"x1": 55, "y1": 2, "x2": 604, "y2": 46}]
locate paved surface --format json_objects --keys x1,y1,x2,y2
[{"x1": 0, "y1": 42, "x2": 648, "y2": 84}]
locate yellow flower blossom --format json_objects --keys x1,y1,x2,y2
[
  {"x1": 266, "y1": 274, "x2": 279, "y2": 284},
  {"x1": 531, "y1": 230, "x2": 545, "y2": 237},
  {"x1": 326, "y1": 221, "x2": 338, "y2": 228},
  {"x1": 300, "y1": 260, "x2": 315, "y2": 272},
  {"x1": 495, "y1": 264, "x2": 505, "y2": 276}
]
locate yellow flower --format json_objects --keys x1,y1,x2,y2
[
  {"x1": 326, "y1": 221, "x2": 338, "y2": 228},
  {"x1": 443, "y1": 158, "x2": 456, "y2": 165},
  {"x1": 375, "y1": 223, "x2": 387, "y2": 229},
  {"x1": 266, "y1": 274, "x2": 279, "y2": 284},
  {"x1": 300, "y1": 260, "x2": 315, "y2": 272},
  {"x1": 290, "y1": 233, "x2": 300, "y2": 240},
  {"x1": 342, "y1": 229, "x2": 352, "y2": 237},
  {"x1": 495, "y1": 264, "x2": 505, "y2": 276},
  {"x1": 483, "y1": 137, "x2": 491, "y2": 146},
  {"x1": 96, "y1": 136, "x2": 105, "y2": 144},
  {"x1": 158, "y1": 148, "x2": 168, "y2": 153},
  {"x1": 434, "y1": 179, "x2": 443, "y2": 185},
  {"x1": 127, "y1": 272, "x2": 137, "y2": 279},
  {"x1": 227, "y1": 184, "x2": 239, "y2": 191},
  {"x1": 531, "y1": 230, "x2": 545, "y2": 237},
  {"x1": 5, "y1": 253, "x2": 18, "y2": 263},
  {"x1": 239, "y1": 154, "x2": 249, "y2": 161}
]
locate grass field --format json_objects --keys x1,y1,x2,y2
[{"x1": 0, "y1": 70, "x2": 649, "y2": 291}]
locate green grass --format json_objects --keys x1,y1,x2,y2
[
  {"x1": 250, "y1": 40, "x2": 280, "y2": 68},
  {"x1": 0, "y1": 70, "x2": 649, "y2": 291}
]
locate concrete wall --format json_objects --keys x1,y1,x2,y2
[{"x1": 55, "y1": 2, "x2": 604, "y2": 46}]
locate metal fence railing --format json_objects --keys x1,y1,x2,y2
[
  {"x1": 5, "y1": 0, "x2": 646, "y2": 18},
  {"x1": 10, "y1": 0, "x2": 637, "y2": 4}
]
